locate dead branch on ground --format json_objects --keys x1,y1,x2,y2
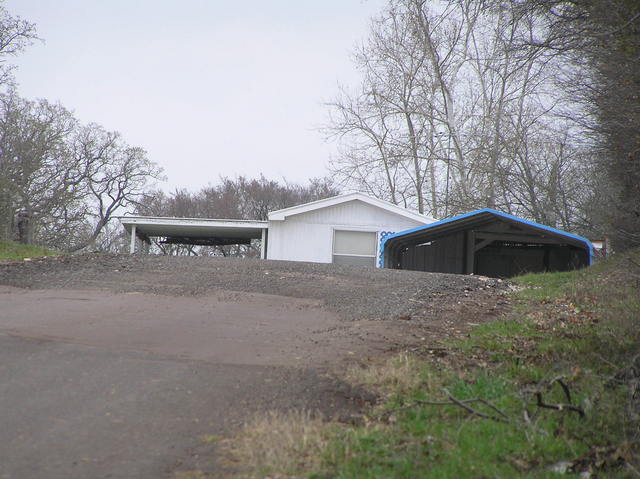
[
  {"x1": 531, "y1": 376, "x2": 586, "y2": 418},
  {"x1": 535, "y1": 392, "x2": 585, "y2": 417},
  {"x1": 380, "y1": 390, "x2": 510, "y2": 423},
  {"x1": 443, "y1": 388, "x2": 510, "y2": 423}
]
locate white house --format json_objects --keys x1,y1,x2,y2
[
  {"x1": 266, "y1": 193, "x2": 433, "y2": 267},
  {"x1": 118, "y1": 193, "x2": 434, "y2": 268}
]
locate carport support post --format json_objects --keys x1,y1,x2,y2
[
  {"x1": 260, "y1": 228, "x2": 267, "y2": 259},
  {"x1": 129, "y1": 225, "x2": 137, "y2": 254}
]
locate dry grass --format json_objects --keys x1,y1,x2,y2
[
  {"x1": 222, "y1": 409, "x2": 335, "y2": 478},
  {"x1": 341, "y1": 352, "x2": 433, "y2": 395}
]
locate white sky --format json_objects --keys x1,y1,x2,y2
[{"x1": 5, "y1": 0, "x2": 385, "y2": 192}]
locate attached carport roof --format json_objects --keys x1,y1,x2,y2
[
  {"x1": 382, "y1": 208, "x2": 594, "y2": 263},
  {"x1": 117, "y1": 216, "x2": 267, "y2": 241}
]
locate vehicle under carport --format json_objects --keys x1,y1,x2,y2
[{"x1": 382, "y1": 209, "x2": 593, "y2": 278}]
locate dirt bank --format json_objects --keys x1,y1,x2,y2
[{"x1": 0, "y1": 253, "x2": 504, "y2": 320}]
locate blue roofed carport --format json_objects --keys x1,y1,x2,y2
[{"x1": 382, "y1": 209, "x2": 593, "y2": 278}]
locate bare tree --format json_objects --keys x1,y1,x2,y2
[
  {"x1": 510, "y1": 0, "x2": 640, "y2": 248},
  {"x1": 67, "y1": 124, "x2": 164, "y2": 251},
  {"x1": 0, "y1": 90, "x2": 164, "y2": 250},
  {"x1": 0, "y1": 4, "x2": 37, "y2": 88},
  {"x1": 324, "y1": 0, "x2": 599, "y2": 235},
  {"x1": 0, "y1": 91, "x2": 78, "y2": 244}
]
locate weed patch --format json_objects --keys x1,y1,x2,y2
[
  {"x1": 0, "y1": 240, "x2": 59, "y2": 260},
  {"x1": 222, "y1": 410, "x2": 334, "y2": 478},
  {"x1": 342, "y1": 353, "x2": 436, "y2": 396}
]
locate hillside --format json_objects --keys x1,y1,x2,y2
[{"x1": 222, "y1": 249, "x2": 640, "y2": 478}]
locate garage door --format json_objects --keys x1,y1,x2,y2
[{"x1": 332, "y1": 230, "x2": 377, "y2": 267}]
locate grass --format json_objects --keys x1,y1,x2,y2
[
  {"x1": 223, "y1": 248, "x2": 640, "y2": 478},
  {"x1": 342, "y1": 352, "x2": 433, "y2": 396},
  {"x1": 515, "y1": 269, "x2": 581, "y2": 301},
  {"x1": 222, "y1": 410, "x2": 335, "y2": 478},
  {"x1": 318, "y1": 367, "x2": 598, "y2": 479},
  {"x1": 0, "y1": 240, "x2": 60, "y2": 260}
]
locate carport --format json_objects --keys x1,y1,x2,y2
[
  {"x1": 382, "y1": 209, "x2": 593, "y2": 278},
  {"x1": 118, "y1": 216, "x2": 269, "y2": 258}
]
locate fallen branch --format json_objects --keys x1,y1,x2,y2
[
  {"x1": 381, "y1": 391, "x2": 510, "y2": 423},
  {"x1": 443, "y1": 389, "x2": 510, "y2": 423},
  {"x1": 535, "y1": 392, "x2": 585, "y2": 417},
  {"x1": 555, "y1": 378, "x2": 573, "y2": 404}
]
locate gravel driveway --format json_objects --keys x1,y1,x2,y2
[
  {"x1": 0, "y1": 254, "x2": 504, "y2": 478},
  {"x1": 0, "y1": 253, "x2": 500, "y2": 320}
]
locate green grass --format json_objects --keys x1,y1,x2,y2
[
  {"x1": 0, "y1": 240, "x2": 60, "y2": 260},
  {"x1": 225, "y1": 250, "x2": 640, "y2": 478},
  {"x1": 456, "y1": 316, "x2": 544, "y2": 361},
  {"x1": 310, "y1": 249, "x2": 640, "y2": 479},
  {"x1": 319, "y1": 367, "x2": 594, "y2": 479},
  {"x1": 513, "y1": 270, "x2": 581, "y2": 301}
]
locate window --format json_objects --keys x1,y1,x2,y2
[{"x1": 332, "y1": 230, "x2": 377, "y2": 267}]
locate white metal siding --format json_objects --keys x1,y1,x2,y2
[{"x1": 267, "y1": 199, "x2": 428, "y2": 264}]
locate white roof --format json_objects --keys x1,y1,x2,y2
[
  {"x1": 268, "y1": 192, "x2": 435, "y2": 223},
  {"x1": 117, "y1": 216, "x2": 267, "y2": 240}
]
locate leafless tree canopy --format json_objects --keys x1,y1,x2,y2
[
  {"x1": 133, "y1": 176, "x2": 339, "y2": 256},
  {"x1": 0, "y1": 3, "x2": 164, "y2": 251},
  {"x1": 508, "y1": 0, "x2": 640, "y2": 249},
  {"x1": 323, "y1": 0, "x2": 637, "y2": 242},
  {"x1": 0, "y1": 90, "x2": 164, "y2": 251},
  {"x1": 0, "y1": 5, "x2": 37, "y2": 88}
]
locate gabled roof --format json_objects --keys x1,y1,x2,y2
[
  {"x1": 268, "y1": 192, "x2": 435, "y2": 224},
  {"x1": 382, "y1": 208, "x2": 594, "y2": 263}
]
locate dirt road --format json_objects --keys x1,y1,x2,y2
[{"x1": 0, "y1": 254, "x2": 504, "y2": 478}]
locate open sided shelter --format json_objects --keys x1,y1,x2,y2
[
  {"x1": 382, "y1": 209, "x2": 593, "y2": 278},
  {"x1": 118, "y1": 217, "x2": 269, "y2": 257},
  {"x1": 118, "y1": 193, "x2": 434, "y2": 267}
]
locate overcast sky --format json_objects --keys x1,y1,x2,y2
[{"x1": 5, "y1": 0, "x2": 385, "y2": 192}]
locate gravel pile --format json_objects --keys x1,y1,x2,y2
[{"x1": 0, "y1": 254, "x2": 505, "y2": 320}]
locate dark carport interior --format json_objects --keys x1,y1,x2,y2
[{"x1": 383, "y1": 209, "x2": 592, "y2": 278}]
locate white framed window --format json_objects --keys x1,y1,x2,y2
[{"x1": 332, "y1": 230, "x2": 377, "y2": 267}]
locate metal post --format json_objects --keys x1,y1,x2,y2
[
  {"x1": 260, "y1": 228, "x2": 267, "y2": 259},
  {"x1": 129, "y1": 225, "x2": 137, "y2": 254}
]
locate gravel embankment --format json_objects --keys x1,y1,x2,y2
[{"x1": 0, "y1": 254, "x2": 504, "y2": 320}]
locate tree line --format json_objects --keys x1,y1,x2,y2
[
  {"x1": 519, "y1": 0, "x2": 640, "y2": 250},
  {"x1": 1, "y1": 1, "x2": 637, "y2": 253},
  {"x1": 0, "y1": 5, "x2": 163, "y2": 251},
  {"x1": 324, "y1": 0, "x2": 639, "y2": 249},
  {"x1": 0, "y1": 90, "x2": 163, "y2": 251}
]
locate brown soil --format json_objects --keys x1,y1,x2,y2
[{"x1": 0, "y1": 254, "x2": 514, "y2": 368}]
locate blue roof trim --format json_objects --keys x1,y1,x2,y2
[{"x1": 381, "y1": 208, "x2": 594, "y2": 265}]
